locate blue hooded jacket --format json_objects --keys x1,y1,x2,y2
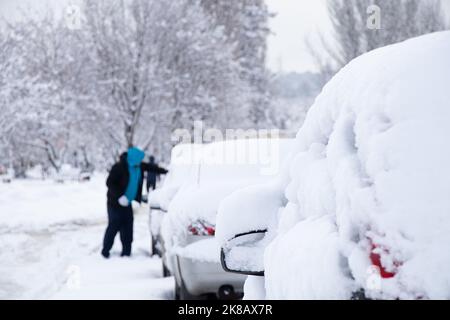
[{"x1": 124, "y1": 147, "x2": 145, "y2": 202}]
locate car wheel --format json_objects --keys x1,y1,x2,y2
[
  {"x1": 174, "y1": 278, "x2": 197, "y2": 300},
  {"x1": 174, "y1": 282, "x2": 181, "y2": 300},
  {"x1": 179, "y1": 280, "x2": 195, "y2": 300},
  {"x1": 351, "y1": 289, "x2": 369, "y2": 300},
  {"x1": 162, "y1": 263, "x2": 171, "y2": 278},
  {"x1": 151, "y1": 237, "x2": 159, "y2": 257}
]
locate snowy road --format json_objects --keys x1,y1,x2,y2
[
  {"x1": 0, "y1": 177, "x2": 174, "y2": 300},
  {"x1": 52, "y1": 210, "x2": 174, "y2": 300}
]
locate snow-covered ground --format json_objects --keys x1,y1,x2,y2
[{"x1": 0, "y1": 176, "x2": 173, "y2": 300}]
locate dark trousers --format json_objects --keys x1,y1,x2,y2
[
  {"x1": 147, "y1": 177, "x2": 156, "y2": 192},
  {"x1": 102, "y1": 204, "x2": 134, "y2": 256}
]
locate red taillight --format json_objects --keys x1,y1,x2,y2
[
  {"x1": 205, "y1": 226, "x2": 215, "y2": 236},
  {"x1": 188, "y1": 225, "x2": 199, "y2": 235},
  {"x1": 369, "y1": 242, "x2": 398, "y2": 279},
  {"x1": 188, "y1": 220, "x2": 215, "y2": 236}
]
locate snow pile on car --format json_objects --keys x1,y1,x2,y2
[
  {"x1": 217, "y1": 31, "x2": 450, "y2": 299},
  {"x1": 160, "y1": 139, "x2": 292, "y2": 262},
  {"x1": 265, "y1": 31, "x2": 450, "y2": 299},
  {"x1": 148, "y1": 143, "x2": 202, "y2": 210},
  {"x1": 216, "y1": 180, "x2": 288, "y2": 245}
]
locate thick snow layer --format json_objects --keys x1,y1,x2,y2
[
  {"x1": 216, "y1": 181, "x2": 286, "y2": 245},
  {"x1": 243, "y1": 276, "x2": 266, "y2": 300},
  {"x1": 175, "y1": 237, "x2": 220, "y2": 263},
  {"x1": 0, "y1": 174, "x2": 107, "y2": 232},
  {"x1": 217, "y1": 31, "x2": 450, "y2": 299},
  {"x1": 52, "y1": 209, "x2": 173, "y2": 300},
  {"x1": 52, "y1": 254, "x2": 173, "y2": 300},
  {"x1": 147, "y1": 187, "x2": 178, "y2": 210},
  {"x1": 148, "y1": 144, "x2": 202, "y2": 210},
  {"x1": 267, "y1": 31, "x2": 450, "y2": 299},
  {"x1": 160, "y1": 139, "x2": 293, "y2": 267},
  {"x1": 265, "y1": 216, "x2": 354, "y2": 299},
  {"x1": 160, "y1": 181, "x2": 263, "y2": 268},
  {"x1": 223, "y1": 236, "x2": 267, "y2": 273}
]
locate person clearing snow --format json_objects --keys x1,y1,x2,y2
[{"x1": 102, "y1": 147, "x2": 168, "y2": 259}]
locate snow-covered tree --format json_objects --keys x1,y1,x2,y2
[
  {"x1": 1, "y1": 12, "x2": 102, "y2": 174},
  {"x1": 310, "y1": 0, "x2": 448, "y2": 79},
  {"x1": 0, "y1": 0, "x2": 268, "y2": 173},
  {"x1": 0, "y1": 28, "x2": 14, "y2": 140},
  {"x1": 82, "y1": 0, "x2": 246, "y2": 158},
  {"x1": 201, "y1": 0, "x2": 271, "y2": 127}
]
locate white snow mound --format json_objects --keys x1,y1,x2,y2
[{"x1": 239, "y1": 31, "x2": 450, "y2": 299}]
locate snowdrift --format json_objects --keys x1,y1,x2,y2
[
  {"x1": 218, "y1": 31, "x2": 450, "y2": 299},
  {"x1": 148, "y1": 143, "x2": 203, "y2": 210}
]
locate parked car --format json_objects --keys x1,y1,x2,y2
[
  {"x1": 53, "y1": 164, "x2": 92, "y2": 183},
  {"x1": 0, "y1": 165, "x2": 14, "y2": 183},
  {"x1": 147, "y1": 144, "x2": 202, "y2": 262},
  {"x1": 157, "y1": 138, "x2": 293, "y2": 299},
  {"x1": 217, "y1": 31, "x2": 450, "y2": 299}
]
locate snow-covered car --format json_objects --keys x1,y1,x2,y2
[
  {"x1": 0, "y1": 166, "x2": 14, "y2": 183},
  {"x1": 217, "y1": 31, "x2": 450, "y2": 299},
  {"x1": 160, "y1": 138, "x2": 293, "y2": 299},
  {"x1": 53, "y1": 164, "x2": 92, "y2": 183},
  {"x1": 147, "y1": 144, "x2": 202, "y2": 258}
]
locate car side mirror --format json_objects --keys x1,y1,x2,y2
[{"x1": 220, "y1": 230, "x2": 267, "y2": 276}]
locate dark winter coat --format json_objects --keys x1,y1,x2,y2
[
  {"x1": 106, "y1": 153, "x2": 168, "y2": 208},
  {"x1": 146, "y1": 157, "x2": 159, "y2": 191}
]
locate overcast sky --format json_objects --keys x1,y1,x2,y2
[
  {"x1": 1, "y1": 0, "x2": 449, "y2": 73},
  {"x1": 266, "y1": 0, "x2": 329, "y2": 73}
]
